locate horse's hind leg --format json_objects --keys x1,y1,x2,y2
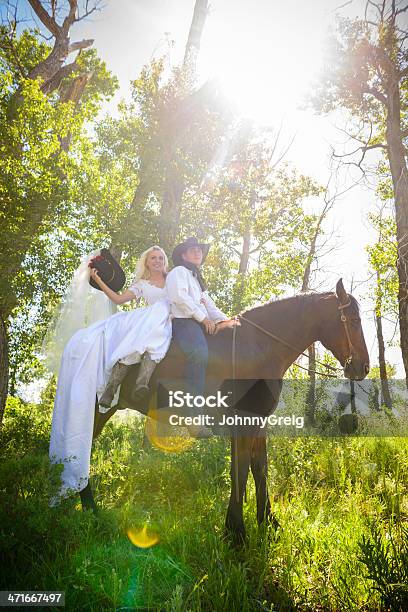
[
  {"x1": 79, "y1": 481, "x2": 98, "y2": 514},
  {"x1": 225, "y1": 435, "x2": 252, "y2": 544},
  {"x1": 250, "y1": 435, "x2": 278, "y2": 529},
  {"x1": 93, "y1": 396, "x2": 117, "y2": 439}
]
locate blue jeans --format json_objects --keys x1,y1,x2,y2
[{"x1": 172, "y1": 318, "x2": 208, "y2": 398}]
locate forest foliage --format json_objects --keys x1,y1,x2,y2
[{"x1": 1, "y1": 11, "x2": 329, "y2": 395}]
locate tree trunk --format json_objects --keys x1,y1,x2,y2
[
  {"x1": 305, "y1": 343, "x2": 316, "y2": 426},
  {"x1": 376, "y1": 311, "x2": 393, "y2": 409},
  {"x1": 158, "y1": 173, "x2": 185, "y2": 254},
  {"x1": 230, "y1": 230, "x2": 251, "y2": 313},
  {"x1": 183, "y1": 0, "x2": 210, "y2": 69},
  {"x1": 375, "y1": 271, "x2": 393, "y2": 409},
  {"x1": 157, "y1": 0, "x2": 210, "y2": 251},
  {"x1": 385, "y1": 85, "x2": 408, "y2": 386},
  {"x1": 0, "y1": 313, "x2": 9, "y2": 427},
  {"x1": 239, "y1": 230, "x2": 251, "y2": 274},
  {"x1": 301, "y1": 224, "x2": 319, "y2": 424}
]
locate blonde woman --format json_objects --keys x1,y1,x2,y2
[
  {"x1": 49, "y1": 246, "x2": 171, "y2": 502},
  {"x1": 94, "y1": 246, "x2": 170, "y2": 407}
]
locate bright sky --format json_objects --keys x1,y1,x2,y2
[{"x1": 18, "y1": 0, "x2": 402, "y2": 377}]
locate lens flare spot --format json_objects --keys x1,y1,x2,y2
[
  {"x1": 146, "y1": 409, "x2": 195, "y2": 453},
  {"x1": 145, "y1": 396, "x2": 195, "y2": 453},
  {"x1": 127, "y1": 524, "x2": 159, "y2": 548}
]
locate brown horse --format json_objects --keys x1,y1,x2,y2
[{"x1": 88, "y1": 278, "x2": 369, "y2": 541}]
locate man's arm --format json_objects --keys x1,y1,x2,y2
[
  {"x1": 166, "y1": 267, "x2": 206, "y2": 322},
  {"x1": 202, "y1": 292, "x2": 228, "y2": 323}
]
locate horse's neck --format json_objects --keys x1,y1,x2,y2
[{"x1": 241, "y1": 295, "x2": 321, "y2": 378}]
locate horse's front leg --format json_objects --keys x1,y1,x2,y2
[
  {"x1": 251, "y1": 434, "x2": 279, "y2": 530},
  {"x1": 250, "y1": 434, "x2": 272, "y2": 524},
  {"x1": 225, "y1": 435, "x2": 252, "y2": 544}
]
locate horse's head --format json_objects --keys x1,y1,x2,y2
[{"x1": 318, "y1": 279, "x2": 370, "y2": 380}]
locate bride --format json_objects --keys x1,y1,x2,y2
[{"x1": 49, "y1": 245, "x2": 171, "y2": 503}]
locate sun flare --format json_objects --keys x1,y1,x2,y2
[{"x1": 198, "y1": 2, "x2": 326, "y2": 125}]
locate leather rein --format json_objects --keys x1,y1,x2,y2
[{"x1": 232, "y1": 295, "x2": 355, "y2": 380}]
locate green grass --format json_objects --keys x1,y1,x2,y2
[{"x1": 2, "y1": 397, "x2": 408, "y2": 610}]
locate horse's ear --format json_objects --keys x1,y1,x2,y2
[{"x1": 335, "y1": 278, "x2": 348, "y2": 303}]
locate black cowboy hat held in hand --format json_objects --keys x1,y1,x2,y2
[
  {"x1": 172, "y1": 237, "x2": 210, "y2": 267},
  {"x1": 88, "y1": 248, "x2": 126, "y2": 292}
]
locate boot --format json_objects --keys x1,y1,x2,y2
[
  {"x1": 99, "y1": 362, "x2": 130, "y2": 409},
  {"x1": 130, "y1": 353, "x2": 157, "y2": 403}
]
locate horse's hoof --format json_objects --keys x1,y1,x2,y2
[
  {"x1": 79, "y1": 484, "x2": 99, "y2": 515},
  {"x1": 80, "y1": 496, "x2": 99, "y2": 515},
  {"x1": 267, "y1": 513, "x2": 280, "y2": 532},
  {"x1": 224, "y1": 521, "x2": 246, "y2": 547},
  {"x1": 273, "y1": 516, "x2": 280, "y2": 531},
  {"x1": 82, "y1": 502, "x2": 99, "y2": 516},
  {"x1": 258, "y1": 515, "x2": 281, "y2": 542}
]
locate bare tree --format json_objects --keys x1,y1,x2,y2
[{"x1": 301, "y1": 187, "x2": 336, "y2": 425}]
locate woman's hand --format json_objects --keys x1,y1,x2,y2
[
  {"x1": 89, "y1": 267, "x2": 103, "y2": 285},
  {"x1": 214, "y1": 318, "x2": 241, "y2": 334},
  {"x1": 89, "y1": 266, "x2": 134, "y2": 305}
]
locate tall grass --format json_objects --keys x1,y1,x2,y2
[{"x1": 1, "y1": 396, "x2": 408, "y2": 610}]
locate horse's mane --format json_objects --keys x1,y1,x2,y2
[{"x1": 240, "y1": 290, "x2": 360, "y2": 318}]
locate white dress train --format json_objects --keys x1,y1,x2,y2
[{"x1": 49, "y1": 280, "x2": 171, "y2": 502}]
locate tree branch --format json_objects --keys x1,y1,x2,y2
[
  {"x1": 399, "y1": 65, "x2": 408, "y2": 79},
  {"x1": 76, "y1": 0, "x2": 104, "y2": 22},
  {"x1": 68, "y1": 38, "x2": 94, "y2": 53},
  {"x1": 27, "y1": 0, "x2": 61, "y2": 37},
  {"x1": 62, "y1": 0, "x2": 77, "y2": 32},
  {"x1": 0, "y1": 31, "x2": 28, "y2": 77},
  {"x1": 395, "y1": 4, "x2": 408, "y2": 17},
  {"x1": 362, "y1": 85, "x2": 388, "y2": 105},
  {"x1": 40, "y1": 61, "x2": 79, "y2": 94}
]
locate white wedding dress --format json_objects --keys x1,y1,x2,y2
[{"x1": 49, "y1": 279, "x2": 171, "y2": 502}]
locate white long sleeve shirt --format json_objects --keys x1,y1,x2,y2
[{"x1": 166, "y1": 266, "x2": 228, "y2": 323}]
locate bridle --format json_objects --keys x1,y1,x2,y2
[
  {"x1": 233, "y1": 294, "x2": 356, "y2": 379},
  {"x1": 337, "y1": 298, "x2": 354, "y2": 369}
]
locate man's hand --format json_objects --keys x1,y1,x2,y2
[
  {"x1": 202, "y1": 318, "x2": 216, "y2": 335},
  {"x1": 214, "y1": 318, "x2": 241, "y2": 334}
]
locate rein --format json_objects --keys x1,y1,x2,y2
[
  {"x1": 238, "y1": 315, "x2": 339, "y2": 378},
  {"x1": 235, "y1": 295, "x2": 355, "y2": 380}
]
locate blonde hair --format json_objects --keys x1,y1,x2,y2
[{"x1": 132, "y1": 245, "x2": 168, "y2": 283}]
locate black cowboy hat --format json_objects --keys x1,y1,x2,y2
[
  {"x1": 88, "y1": 248, "x2": 126, "y2": 292},
  {"x1": 172, "y1": 237, "x2": 210, "y2": 266}
]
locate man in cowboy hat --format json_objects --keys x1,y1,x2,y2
[{"x1": 166, "y1": 237, "x2": 237, "y2": 436}]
